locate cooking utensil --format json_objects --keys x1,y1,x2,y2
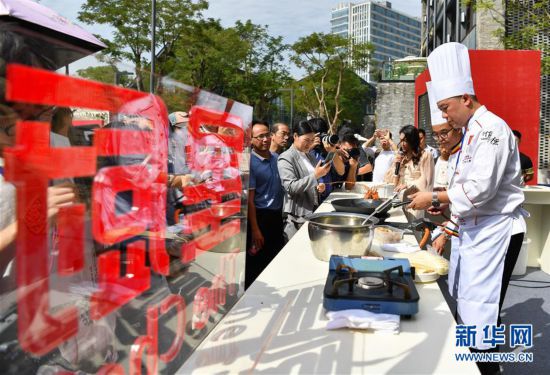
[
  {"x1": 392, "y1": 200, "x2": 412, "y2": 208},
  {"x1": 306, "y1": 212, "x2": 378, "y2": 261},
  {"x1": 331, "y1": 198, "x2": 393, "y2": 216},
  {"x1": 361, "y1": 192, "x2": 399, "y2": 225}
]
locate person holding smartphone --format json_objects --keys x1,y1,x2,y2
[
  {"x1": 308, "y1": 118, "x2": 345, "y2": 202},
  {"x1": 278, "y1": 121, "x2": 331, "y2": 241}
]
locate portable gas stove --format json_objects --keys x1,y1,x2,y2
[{"x1": 323, "y1": 256, "x2": 420, "y2": 316}]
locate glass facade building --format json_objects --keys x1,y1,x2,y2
[{"x1": 331, "y1": 1, "x2": 421, "y2": 81}]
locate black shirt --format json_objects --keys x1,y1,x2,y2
[{"x1": 519, "y1": 152, "x2": 534, "y2": 176}]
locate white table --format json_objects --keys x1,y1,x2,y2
[
  {"x1": 177, "y1": 190, "x2": 479, "y2": 374},
  {"x1": 522, "y1": 186, "x2": 550, "y2": 273}
]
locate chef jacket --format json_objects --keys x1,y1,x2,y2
[{"x1": 447, "y1": 106, "x2": 524, "y2": 220}]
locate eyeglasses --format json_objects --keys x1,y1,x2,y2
[
  {"x1": 432, "y1": 128, "x2": 455, "y2": 140},
  {"x1": 253, "y1": 133, "x2": 272, "y2": 140}
]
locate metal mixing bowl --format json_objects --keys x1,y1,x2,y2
[{"x1": 306, "y1": 212, "x2": 378, "y2": 261}]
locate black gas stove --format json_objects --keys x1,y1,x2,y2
[{"x1": 323, "y1": 256, "x2": 419, "y2": 316}]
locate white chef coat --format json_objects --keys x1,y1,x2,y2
[
  {"x1": 447, "y1": 106, "x2": 524, "y2": 219},
  {"x1": 446, "y1": 105, "x2": 526, "y2": 350}
]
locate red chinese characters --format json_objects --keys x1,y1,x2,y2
[{"x1": 3, "y1": 64, "x2": 248, "y2": 363}]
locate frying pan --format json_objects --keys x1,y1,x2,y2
[{"x1": 331, "y1": 198, "x2": 392, "y2": 217}]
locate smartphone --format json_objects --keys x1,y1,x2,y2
[{"x1": 322, "y1": 151, "x2": 335, "y2": 165}]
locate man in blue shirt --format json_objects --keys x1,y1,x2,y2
[{"x1": 246, "y1": 122, "x2": 285, "y2": 288}]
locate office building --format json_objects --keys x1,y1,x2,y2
[{"x1": 331, "y1": 1, "x2": 422, "y2": 82}]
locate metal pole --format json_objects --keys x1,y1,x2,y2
[
  {"x1": 290, "y1": 88, "x2": 294, "y2": 128},
  {"x1": 433, "y1": 0, "x2": 437, "y2": 50},
  {"x1": 150, "y1": 0, "x2": 156, "y2": 93},
  {"x1": 443, "y1": 0, "x2": 447, "y2": 42},
  {"x1": 456, "y1": 0, "x2": 461, "y2": 42},
  {"x1": 426, "y1": 0, "x2": 431, "y2": 54}
]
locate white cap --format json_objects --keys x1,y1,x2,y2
[
  {"x1": 427, "y1": 42, "x2": 475, "y2": 102},
  {"x1": 426, "y1": 81, "x2": 446, "y2": 126}
]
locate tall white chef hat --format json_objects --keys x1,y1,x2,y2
[
  {"x1": 427, "y1": 42, "x2": 475, "y2": 102},
  {"x1": 426, "y1": 81, "x2": 446, "y2": 126}
]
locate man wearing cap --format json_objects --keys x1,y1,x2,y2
[
  {"x1": 408, "y1": 42, "x2": 526, "y2": 373},
  {"x1": 425, "y1": 81, "x2": 462, "y2": 255},
  {"x1": 168, "y1": 111, "x2": 196, "y2": 189}
]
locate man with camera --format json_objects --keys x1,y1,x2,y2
[
  {"x1": 338, "y1": 133, "x2": 373, "y2": 189},
  {"x1": 307, "y1": 118, "x2": 345, "y2": 201}
]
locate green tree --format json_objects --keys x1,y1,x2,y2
[
  {"x1": 290, "y1": 32, "x2": 374, "y2": 132},
  {"x1": 168, "y1": 19, "x2": 248, "y2": 95},
  {"x1": 78, "y1": 0, "x2": 208, "y2": 91},
  {"x1": 471, "y1": 0, "x2": 549, "y2": 74},
  {"x1": 232, "y1": 20, "x2": 291, "y2": 121},
  {"x1": 77, "y1": 65, "x2": 117, "y2": 84},
  {"x1": 166, "y1": 19, "x2": 291, "y2": 119}
]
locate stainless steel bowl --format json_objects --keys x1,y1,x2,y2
[{"x1": 306, "y1": 212, "x2": 378, "y2": 261}]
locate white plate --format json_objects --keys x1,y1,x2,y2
[{"x1": 414, "y1": 270, "x2": 440, "y2": 283}]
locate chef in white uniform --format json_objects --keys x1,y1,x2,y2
[
  {"x1": 408, "y1": 43, "x2": 526, "y2": 374},
  {"x1": 424, "y1": 81, "x2": 461, "y2": 259}
]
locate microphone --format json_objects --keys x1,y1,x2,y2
[{"x1": 394, "y1": 150, "x2": 403, "y2": 176}]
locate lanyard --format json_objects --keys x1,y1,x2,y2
[{"x1": 448, "y1": 125, "x2": 468, "y2": 190}]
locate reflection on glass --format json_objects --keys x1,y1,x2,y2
[{"x1": 0, "y1": 24, "x2": 251, "y2": 373}]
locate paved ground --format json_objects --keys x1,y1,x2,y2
[
  {"x1": 501, "y1": 267, "x2": 550, "y2": 374},
  {"x1": 438, "y1": 267, "x2": 550, "y2": 374}
]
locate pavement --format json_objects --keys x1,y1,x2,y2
[{"x1": 438, "y1": 267, "x2": 550, "y2": 374}]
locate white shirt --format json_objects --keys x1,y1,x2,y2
[
  {"x1": 372, "y1": 150, "x2": 394, "y2": 183},
  {"x1": 298, "y1": 151, "x2": 316, "y2": 176},
  {"x1": 425, "y1": 144, "x2": 440, "y2": 160},
  {"x1": 447, "y1": 106, "x2": 524, "y2": 219},
  {"x1": 433, "y1": 157, "x2": 449, "y2": 188},
  {"x1": 50, "y1": 132, "x2": 71, "y2": 148}
]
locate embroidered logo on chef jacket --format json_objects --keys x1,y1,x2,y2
[
  {"x1": 462, "y1": 155, "x2": 473, "y2": 164},
  {"x1": 480, "y1": 130, "x2": 493, "y2": 142}
]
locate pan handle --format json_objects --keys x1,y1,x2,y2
[{"x1": 392, "y1": 200, "x2": 412, "y2": 208}]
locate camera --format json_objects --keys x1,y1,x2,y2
[
  {"x1": 348, "y1": 147, "x2": 361, "y2": 159},
  {"x1": 321, "y1": 133, "x2": 339, "y2": 146}
]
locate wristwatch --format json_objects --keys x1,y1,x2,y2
[{"x1": 431, "y1": 191, "x2": 440, "y2": 208}]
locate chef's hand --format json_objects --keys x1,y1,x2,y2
[
  {"x1": 427, "y1": 203, "x2": 449, "y2": 216},
  {"x1": 432, "y1": 235, "x2": 448, "y2": 255},
  {"x1": 314, "y1": 160, "x2": 331, "y2": 179},
  {"x1": 317, "y1": 182, "x2": 326, "y2": 193},
  {"x1": 407, "y1": 192, "x2": 432, "y2": 210},
  {"x1": 251, "y1": 227, "x2": 264, "y2": 251}
]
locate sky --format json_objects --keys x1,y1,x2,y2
[{"x1": 40, "y1": 0, "x2": 422, "y2": 78}]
